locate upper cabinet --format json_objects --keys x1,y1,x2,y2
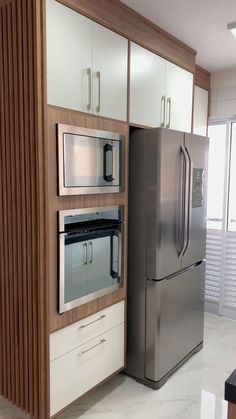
[
  {"x1": 130, "y1": 43, "x2": 193, "y2": 133},
  {"x1": 46, "y1": 0, "x2": 128, "y2": 121},
  {"x1": 130, "y1": 43, "x2": 166, "y2": 127},
  {"x1": 165, "y1": 62, "x2": 193, "y2": 133},
  {"x1": 193, "y1": 86, "x2": 209, "y2": 137}
]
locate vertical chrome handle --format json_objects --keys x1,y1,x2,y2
[
  {"x1": 96, "y1": 71, "x2": 101, "y2": 113},
  {"x1": 161, "y1": 95, "x2": 166, "y2": 127},
  {"x1": 84, "y1": 243, "x2": 88, "y2": 265},
  {"x1": 185, "y1": 145, "x2": 193, "y2": 254},
  {"x1": 178, "y1": 146, "x2": 189, "y2": 259},
  {"x1": 166, "y1": 97, "x2": 171, "y2": 128},
  {"x1": 86, "y1": 68, "x2": 92, "y2": 111},
  {"x1": 110, "y1": 232, "x2": 121, "y2": 280},
  {"x1": 89, "y1": 241, "x2": 93, "y2": 264}
]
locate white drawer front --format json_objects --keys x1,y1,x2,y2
[
  {"x1": 50, "y1": 301, "x2": 124, "y2": 361},
  {"x1": 50, "y1": 323, "x2": 125, "y2": 416}
]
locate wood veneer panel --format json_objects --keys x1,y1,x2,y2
[
  {"x1": 228, "y1": 403, "x2": 236, "y2": 419},
  {"x1": 57, "y1": 0, "x2": 196, "y2": 73},
  {"x1": 195, "y1": 65, "x2": 211, "y2": 91},
  {"x1": 0, "y1": 0, "x2": 48, "y2": 418},
  {"x1": 47, "y1": 106, "x2": 129, "y2": 332}
]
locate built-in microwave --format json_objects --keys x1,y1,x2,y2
[
  {"x1": 58, "y1": 206, "x2": 124, "y2": 314},
  {"x1": 57, "y1": 124, "x2": 124, "y2": 195}
]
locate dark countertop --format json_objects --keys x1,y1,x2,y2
[{"x1": 225, "y1": 370, "x2": 236, "y2": 404}]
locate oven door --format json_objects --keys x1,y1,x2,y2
[
  {"x1": 58, "y1": 125, "x2": 124, "y2": 196},
  {"x1": 59, "y1": 228, "x2": 122, "y2": 314}
]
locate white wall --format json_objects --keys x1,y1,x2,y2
[{"x1": 210, "y1": 69, "x2": 236, "y2": 118}]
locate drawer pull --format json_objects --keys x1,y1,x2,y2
[
  {"x1": 79, "y1": 314, "x2": 106, "y2": 329},
  {"x1": 79, "y1": 339, "x2": 106, "y2": 356}
]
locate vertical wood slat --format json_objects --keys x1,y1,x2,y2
[{"x1": 0, "y1": 0, "x2": 48, "y2": 418}]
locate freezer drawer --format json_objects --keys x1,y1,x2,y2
[{"x1": 145, "y1": 263, "x2": 205, "y2": 383}]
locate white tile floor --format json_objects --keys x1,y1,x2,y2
[{"x1": 1, "y1": 312, "x2": 236, "y2": 419}]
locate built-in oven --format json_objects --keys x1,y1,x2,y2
[
  {"x1": 57, "y1": 124, "x2": 124, "y2": 195},
  {"x1": 58, "y1": 206, "x2": 124, "y2": 314}
]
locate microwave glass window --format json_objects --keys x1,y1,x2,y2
[{"x1": 63, "y1": 134, "x2": 120, "y2": 188}]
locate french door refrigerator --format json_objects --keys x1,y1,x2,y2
[{"x1": 125, "y1": 128, "x2": 208, "y2": 389}]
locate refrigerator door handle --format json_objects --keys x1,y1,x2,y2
[
  {"x1": 184, "y1": 145, "x2": 193, "y2": 255},
  {"x1": 178, "y1": 145, "x2": 189, "y2": 259}
]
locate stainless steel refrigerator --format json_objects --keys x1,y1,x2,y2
[{"x1": 125, "y1": 128, "x2": 209, "y2": 389}]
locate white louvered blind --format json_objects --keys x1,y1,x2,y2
[
  {"x1": 223, "y1": 233, "x2": 236, "y2": 313},
  {"x1": 205, "y1": 230, "x2": 222, "y2": 304}
]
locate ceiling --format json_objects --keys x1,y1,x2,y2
[{"x1": 121, "y1": 0, "x2": 236, "y2": 72}]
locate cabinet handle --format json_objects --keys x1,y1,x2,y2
[
  {"x1": 89, "y1": 241, "x2": 93, "y2": 264},
  {"x1": 96, "y1": 71, "x2": 101, "y2": 113},
  {"x1": 79, "y1": 314, "x2": 106, "y2": 329},
  {"x1": 166, "y1": 97, "x2": 171, "y2": 128},
  {"x1": 78, "y1": 339, "x2": 106, "y2": 356},
  {"x1": 84, "y1": 243, "x2": 88, "y2": 265},
  {"x1": 161, "y1": 95, "x2": 166, "y2": 127},
  {"x1": 86, "y1": 68, "x2": 92, "y2": 111}
]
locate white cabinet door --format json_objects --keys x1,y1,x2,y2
[
  {"x1": 50, "y1": 323, "x2": 125, "y2": 416},
  {"x1": 193, "y1": 86, "x2": 209, "y2": 136},
  {"x1": 92, "y1": 23, "x2": 128, "y2": 121},
  {"x1": 130, "y1": 43, "x2": 166, "y2": 127},
  {"x1": 50, "y1": 301, "x2": 125, "y2": 362},
  {"x1": 46, "y1": 0, "x2": 92, "y2": 112},
  {"x1": 165, "y1": 62, "x2": 193, "y2": 133}
]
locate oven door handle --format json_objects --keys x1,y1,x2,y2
[
  {"x1": 110, "y1": 232, "x2": 121, "y2": 280},
  {"x1": 103, "y1": 143, "x2": 114, "y2": 183}
]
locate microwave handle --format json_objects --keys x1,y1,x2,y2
[
  {"x1": 110, "y1": 232, "x2": 121, "y2": 280},
  {"x1": 103, "y1": 143, "x2": 114, "y2": 183}
]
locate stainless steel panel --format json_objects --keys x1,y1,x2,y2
[
  {"x1": 145, "y1": 263, "x2": 205, "y2": 382},
  {"x1": 57, "y1": 124, "x2": 125, "y2": 195},
  {"x1": 182, "y1": 134, "x2": 209, "y2": 269},
  {"x1": 146, "y1": 128, "x2": 184, "y2": 279},
  {"x1": 125, "y1": 130, "x2": 148, "y2": 380}
]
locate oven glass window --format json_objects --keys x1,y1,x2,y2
[{"x1": 59, "y1": 207, "x2": 123, "y2": 313}]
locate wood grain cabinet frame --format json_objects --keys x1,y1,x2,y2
[
  {"x1": 0, "y1": 0, "x2": 48, "y2": 418},
  {"x1": 0, "y1": 0, "x2": 200, "y2": 418}
]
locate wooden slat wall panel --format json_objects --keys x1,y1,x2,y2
[{"x1": 0, "y1": 1, "x2": 48, "y2": 418}]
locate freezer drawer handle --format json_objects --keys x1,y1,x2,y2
[
  {"x1": 78, "y1": 339, "x2": 106, "y2": 356},
  {"x1": 103, "y1": 143, "x2": 114, "y2": 183},
  {"x1": 79, "y1": 314, "x2": 106, "y2": 329}
]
